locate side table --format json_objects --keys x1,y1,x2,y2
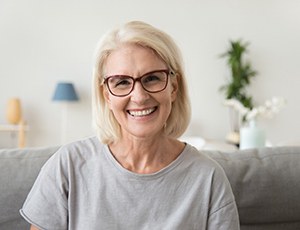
[{"x1": 0, "y1": 121, "x2": 29, "y2": 148}]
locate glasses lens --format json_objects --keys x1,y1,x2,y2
[
  {"x1": 107, "y1": 76, "x2": 133, "y2": 96},
  {"x1": 141, "y1": 71, "x2": 168, "y2": 93}
]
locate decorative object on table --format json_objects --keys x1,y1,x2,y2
[
  {"x1": 224, "y1": 97, "x2": 286, "y2": 149},
  {"x1": 52, "y1": 82, "x2": 79, "y2": 144},
  {"x1": 3, "y1": 98, "x2": 28, "y2": 148},
  {"x1": 6, "y1": 98, "x2": 22, "y2": 125},
  {"x1": 219, "y1": 39, "x2": 257, "y2": 145},
  {"x1": 240, "y1": 120, "x2": 265, "y2": 150}
]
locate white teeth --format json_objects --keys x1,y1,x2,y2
[{"x1": 129, "y1": 108, "x2": 155, "y2": 117}]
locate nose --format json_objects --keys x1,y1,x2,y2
[{"x1": 130, "y1": 81, "x2": 150, "y2": 103}]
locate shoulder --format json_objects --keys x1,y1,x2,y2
[
  {"x1": 61, "y1": 136, "x2": 103, "y2": 153},
  {"x1": 181, "y1": 144, "x2": 233, "y2": 191},
  {"x1": 55, "y1": 136, "x2": 103, "y2": 159},
  {"x1": 183, "y1": 144, "x2": 225, "y2": 174},
  {"x1": 42, "y1": 136, "x2": 106, "y2": 172}
]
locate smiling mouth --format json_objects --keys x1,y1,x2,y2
[{"x1": 128, "y1": 107, "x2": 157, "y2": 117}]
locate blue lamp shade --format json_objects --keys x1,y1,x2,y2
[{"x1": 52, "y1": 82, "x2": 79, "y2": 101}]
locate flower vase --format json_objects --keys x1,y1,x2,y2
[
  {"x1": 6, "y1": 98, "x2": 22, "y2": 125},
  {"x1": 240, "y1": 120, "x2": 265, "y2": 150}
]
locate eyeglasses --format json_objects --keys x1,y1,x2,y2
[{"x1": 103, "y1": 69, "x2": 173, "y2": 97}]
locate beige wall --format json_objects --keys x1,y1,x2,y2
[{"x1": 0, "y1": 0, "x2": 299, "y2": 147}]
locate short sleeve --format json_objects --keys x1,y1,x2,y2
[
  {"x1": 207, "y1": 162, "x2": 240, "y2": 230},
  {"x1": 208, "y1": 201, "x2": 240, "y2": 229},
  {"x1": 20, "y1": 148, "x2": 69, "y2": 229}
]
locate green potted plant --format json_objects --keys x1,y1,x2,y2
[
  {"x1": 220, "y1": 39, "x2": 257, "y2": 144},
  {"x1": 220, "y1": 40, "x2": 257, "y2": 109}
]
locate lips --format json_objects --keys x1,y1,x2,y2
[{"x1": 128, "y1": 107, "x2": 156, "y2": 117}]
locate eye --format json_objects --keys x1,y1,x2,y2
[
  {"x1": 109, "y1": 76, "x2": 132, "y2": 88},
  {"x1": 116, "y1": 79, "x2": 131, "y2": 87},
  {"x1": 143, "y1": 74, "x2": 161, "y2": 84}
]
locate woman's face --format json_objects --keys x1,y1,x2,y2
[{"x1": 103, "y1": 44, "x2": 178, "y2": 140}]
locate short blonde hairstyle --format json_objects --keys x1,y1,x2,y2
[{"x1": 92, "y1": 21, "x2": 191, "y2": 144}]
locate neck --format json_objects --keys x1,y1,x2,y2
[{"x1": 108, "y1": 136, "x2": 185, "y2": 174}]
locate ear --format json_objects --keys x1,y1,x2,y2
[{"x1": 171, "y1": 74, "x2": 179, "y2": 102}]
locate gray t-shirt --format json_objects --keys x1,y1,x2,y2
[{"x1": 20, "y1": 136, "x2": 239, "y2": 230}]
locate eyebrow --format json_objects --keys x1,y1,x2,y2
[{"x1": 105, "y1": 69, "x2": 169, "y2": 79}]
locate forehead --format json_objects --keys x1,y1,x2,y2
[{"x1": 104, "y1": 44, "x2": 167, "y2": 76}]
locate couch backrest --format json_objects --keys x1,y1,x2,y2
[
  {"x1": 206, "y1": 146, "x2": 300, "y2": 230},
  {"x1": 1, "y1": 145, "x2": 300, "y2": 230},
  {"x1": 0, "y1": 146, "x2": 59, "y2": 229}
]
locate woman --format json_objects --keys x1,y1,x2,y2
[{"x1": 20, "y1": 21, "x2": 239, "y2": 229}]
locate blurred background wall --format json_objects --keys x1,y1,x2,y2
[{"x1": 0, "y1": 0, "x2": 299, "y2": 147}]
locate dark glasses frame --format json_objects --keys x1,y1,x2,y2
[{"x1": 103, "y1": 69, "x2": 173, "y2": 97}]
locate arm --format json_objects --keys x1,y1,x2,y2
[{"x1": 30, "y1": 225, "x2": 40, "y2": 230}]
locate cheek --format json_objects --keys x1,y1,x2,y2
[
  {"x1": 107, "y1": 96, "x2": 127, "y2": 113},
  {"x1": 160, "y1": 88, "x2": 175, "y2": 111},
  {"x1": 107, "y1": 97, "x2": 117, "y2": 111},
  {"x1": 103, "y1": 88, "x2": 116, "y2": 110}
]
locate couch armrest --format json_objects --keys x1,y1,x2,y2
[{"x1": 0, "y1": 146, "x2": 59, "y2": 229}]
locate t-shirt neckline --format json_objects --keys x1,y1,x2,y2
[{"x1": 103, "y1": 143, "x2": 190, "y2": 180}]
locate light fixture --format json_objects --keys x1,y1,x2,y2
[
  {"x1": 52, "y1": 82, "x2": 79, "y2": 102},
  {"x1": 52, "y1": 82, "x2": 79, "y2": 143}
]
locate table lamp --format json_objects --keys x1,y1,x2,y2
[{"x1": 52, "y1": 82, "x2": 79, "y2": 143}]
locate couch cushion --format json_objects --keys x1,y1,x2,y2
[
  {"x1": 0, "y1": 146, "x2": 59, "y2": 229},
  {"x1": 205, "y1": 147, "x2": 300, "y2": 230}
]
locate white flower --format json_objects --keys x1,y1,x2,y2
[
  {"x1": 223, "y1": 99, "x2": 248, "y2": 116},
  {"x1": 224, "y1": 97, "x2": 286, "y2": 122}
]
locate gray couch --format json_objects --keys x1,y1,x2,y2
[{"x1": 0, "y1": 145, "x2": 299, "y2": 229}]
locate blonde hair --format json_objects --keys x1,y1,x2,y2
[{"x1": 92, "y1": 21, "x2": 191, "y2": 144}]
